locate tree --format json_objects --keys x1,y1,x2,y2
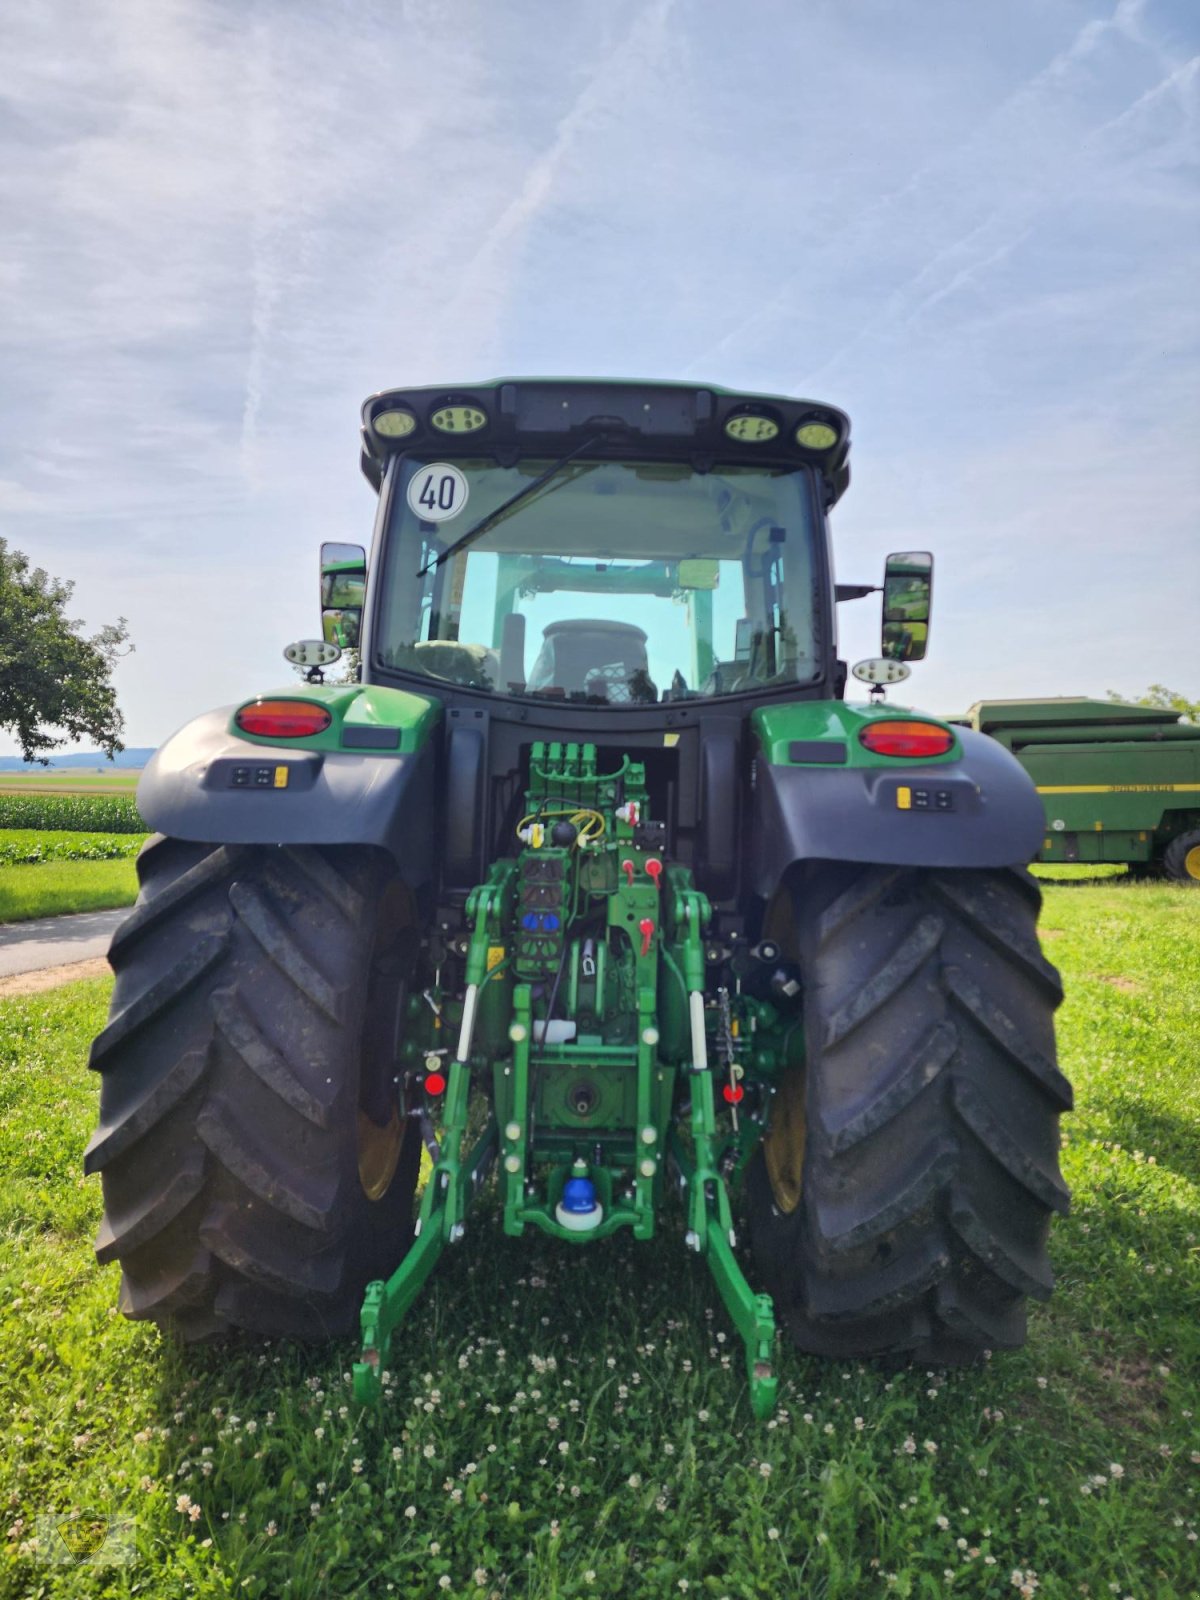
[
  {"x1": 1106, "y1": 685, "x2": 1198, "y2": 723},
  {"x1": 0, "y1": 538, "x2": 132, "y2": 763}
]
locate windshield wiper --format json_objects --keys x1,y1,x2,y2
[{"x1": 416, "y1": 434, "x2": 602, "y2": 578}]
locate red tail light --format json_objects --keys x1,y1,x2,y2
[
  {"x1": 235, "y1": 700, "x2": 332, "y2": 738},
  {"x1": 859, "y1": 720, "x2": 955, "y2": 759}
]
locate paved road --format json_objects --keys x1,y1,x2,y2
[{"x1": 0, "y1": 908, "x2": 126, "y2": 979}]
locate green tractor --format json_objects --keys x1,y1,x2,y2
[{"x1": 86, "y1": 380, "x2": 1070, "y2": 1418}]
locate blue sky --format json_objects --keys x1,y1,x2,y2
[{"x1": 1, "y1": 0, "x2": 1197, "y2": 751}]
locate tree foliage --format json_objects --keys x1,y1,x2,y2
[
  {"x1": 0, "y1": 537, "x2": 132, "y2": 763},
  {"x1": 1106, "y1": 684, "x2": 1198, "y2": 723}
]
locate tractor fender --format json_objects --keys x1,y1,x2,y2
[
  {"x1": 750, "y1": 725, "x2": 1044, "y2": 894},
  {"x1": 136, "y1": 704, "x2": 437, "y2": 885}
]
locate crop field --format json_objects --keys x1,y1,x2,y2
[
  {"x1": 0, "y1": 771, "x2": 142, "y2": 795},
  {"x1": 0, "y1": 794, "x2": 147, "y2": 835},
  {"x1": 0, "y1": 878, "x2": 1196, "y2": 1599}
]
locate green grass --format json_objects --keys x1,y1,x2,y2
[
  {"x1": 1, "y1": 882, "x2": 1197, "y2": 1598},
  {"x1": 0, "y1": 859, "x2": 140, "y2": 923},
  {"x1": 1030, "y1": 863, "x2": 1130, "y2": 881},
  {"x1": 0, "y1": 831, "x2": 148, "y2": 867},
  {"x1": 0, "y1": 771, "x2": 141, "y2": 792}
]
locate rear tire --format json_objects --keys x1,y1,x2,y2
[
  {"x1": 1162, "y1": 829, "x2": 1200, "y2": 885},
  {"x1": 747, "y1": 863, "x2": 1070, "y2": 1362},
  {"x1": 85, "y1": 838, "x2": 421, "y2": 1340}
]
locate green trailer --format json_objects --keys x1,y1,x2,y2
[{"x1": 964, "y1": 698, "x2": 1200, "y2": 883}]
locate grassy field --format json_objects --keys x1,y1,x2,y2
[
  {"x1": 0, "y1": 771, "x2": 142, "y2": 795},
  {"x1": 1, "y1": 879, "x2": 1196, "y2": 1599},
  {"x1": 0, "y1": 859, "x2": 141, "y2": 924}
]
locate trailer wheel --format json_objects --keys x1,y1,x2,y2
[
  {"x1": 747, "y1": 863, "x2": 1070, "y2": 1362},
  {"x1": 85, "y1": 838, "x2": 421, "y2": 1340},
  {"x1": 1162, "y1": 829, "x2": 1200, "y2": 885}
]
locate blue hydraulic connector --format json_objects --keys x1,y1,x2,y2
[{"x1": 555, "y1": 1159, "x2": 602, "y2": 1232}]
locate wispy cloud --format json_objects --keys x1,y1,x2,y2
[{"x1": 0, "y1": 0, "x2": 1195, "y2": 748}]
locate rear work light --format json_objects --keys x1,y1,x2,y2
[
  {"x1": 859, "y1": 720, "x2": 955, "y2": 759},
  {"x1": 235, "y1": 700, "x2": 332, "y2": 739}
]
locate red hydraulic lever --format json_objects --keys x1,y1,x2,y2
[
  {"x1": 638, "y1": 917, "x2": 655, "y2": 957},
  {"x1": 645, "y1": 858, "x2": 663, "y2": 890},
  {"x1": 622, "y1": 858, "x2": 635, "y2": 887}
]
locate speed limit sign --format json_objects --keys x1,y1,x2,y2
[{"x1": 407, "y1": 463, "x2": 469, "y2": 522}]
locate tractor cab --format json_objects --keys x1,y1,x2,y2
[{"x1": 338, "y1": 382, "x2": 850, "y2": 699}]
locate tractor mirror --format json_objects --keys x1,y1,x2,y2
[
  {"x1": 322, "y1": 608, "x2": 361, "y2": 650},
  {"x1": 320, "y1": 542, "x2": 366, "y2": 648},
  {"x1": 677, "y1": 558, "x2": 719, "y2": 590},
  {"x1": 881, "y1": 551, "x2": 932, "y2": 661},
  {"x1": 882, "y1": 620, "x2": 928, "y2": 662},
  {"x1": 322, "y1": 541, "x2": 366, "y2": 571}
]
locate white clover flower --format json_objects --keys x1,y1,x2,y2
[
  {"x1": 936, "y1": 1515, "x2": 950, "y2": 1530},
  {"x1": 767, "y1": 1527, "x2": 780, "y2": 1541},
  {"x1": 403, "y1": 1505, "x2": 416, "y2": 1519},
  {"x1": 438, "y1": 1577, "x2": 451, "y2": 1591}
]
